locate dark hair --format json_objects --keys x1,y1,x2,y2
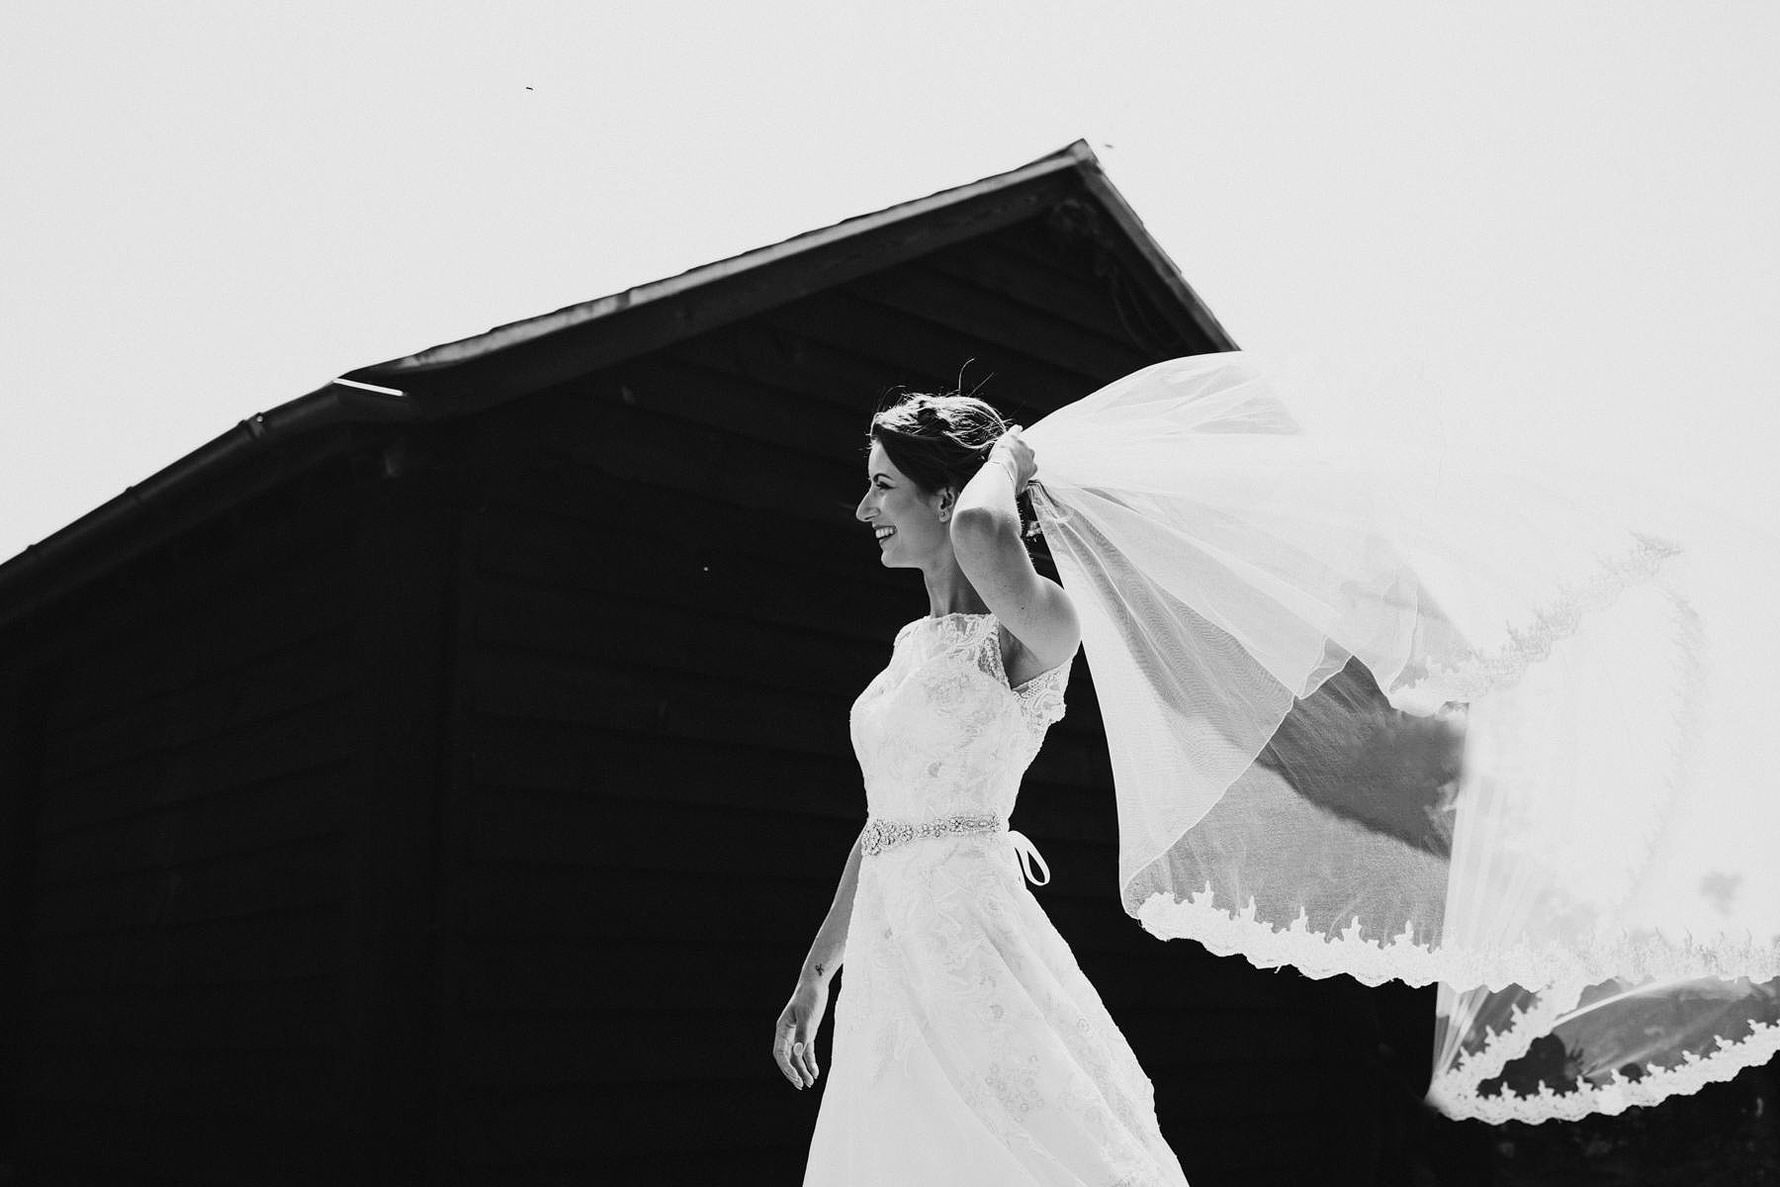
[
  {"x1": 867, "y1": 388, "x2": 1040, "y2": 540},
  {"x1": 868, "y1": 390, "x2": 1008, "y2": 495}
]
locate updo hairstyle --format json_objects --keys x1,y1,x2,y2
[{"x1": 867, "y1": 389, "x2": 1040, "y2": 540}]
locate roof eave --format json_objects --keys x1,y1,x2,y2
[
  {"x1": 0, "y1": 140, "x2": 1234, "y2": 636},
  {"x1": 344, "y1": 141, "x2": 1103, "y2": 388},
  {"x1": 0, "y1": 383, "x2": 418, "y2": 635},
  {"x1": 338, "y1": 140, "x2": 1232, "y2": 408},
  {"x1": 1072, "y1": 162, "x2": 1237, "y2": 351}
]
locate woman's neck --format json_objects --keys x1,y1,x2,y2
[{"x1": 921, "y1": 558, "x2": 988, "y2": 618}]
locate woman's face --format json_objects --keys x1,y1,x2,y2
[{"x1": 855, "y1": 440, "x2": 953, "y2": 569}]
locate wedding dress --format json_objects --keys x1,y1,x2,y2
[{"x1": 803, "y1": 612, "x2": 1190, "y2": 1186}]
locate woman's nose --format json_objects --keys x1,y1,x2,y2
[{"x1": 855, "y1": 492, "x2": 873, "y2": 521}]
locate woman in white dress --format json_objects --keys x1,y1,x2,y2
[
  {"x1": 774, "y1": 392, "x2": 1191, "y2": 1185},
  {"x1": 775, "y1": 351, "x2": 1780, "y2": 1174}
]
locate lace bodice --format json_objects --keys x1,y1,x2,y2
[
  {"x1": 849, "y1": 612, "x2": 1071, "y2": 822},
  {"x1": 812, "y1": 613, "x2": 1190, "y2": 1184}
]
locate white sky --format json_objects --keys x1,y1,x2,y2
[{"x1": 3, "y1": 2, "x2": 1777, "y2": 565}]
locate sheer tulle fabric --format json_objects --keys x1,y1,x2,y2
[{"x1": 1021, "y1": 352, "x2": 1780, "y2": 1122}]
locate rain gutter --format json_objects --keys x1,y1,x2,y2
[{"x1": 0, "y1": 379, "x2": 421, "y2": 635}]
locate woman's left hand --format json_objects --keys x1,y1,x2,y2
[
  {"x1": 773, "y1": 976, "x2": 830, "y2": 1090},
  {"x1": 990, "y1": 427, "x2": 1037, "y2": 493}
]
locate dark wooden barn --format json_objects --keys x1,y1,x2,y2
[{"x1": 0, "y1": 142, "x2": 1457, "y2": 1185}]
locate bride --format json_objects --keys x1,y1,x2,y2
[
  {"x1": 776, "y1": 351, "x2": 1780, "y2": 1178},
  {"x1": 773, "y1": 390, "x2": 1192, "y2": 1185}
]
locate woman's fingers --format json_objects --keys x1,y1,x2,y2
[
  {"x1": 794, "y1": 1032, "x2": 819, "y2": 1086},
  {"x1": 775, "y1": 991, "x2": 826, "y2": 1089},
  {"x1": 773, "y1": 1014, "x2": 804, "y2": 1088},
  {"x1": 996, "y1": 426, "x2": 1038, "y2": 485},
  {"x1": 790, "y1": 1037, "x2": 809, "y2": 1087}
]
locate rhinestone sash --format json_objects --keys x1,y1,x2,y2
[{"x1": 859, "y1": 812, "x2": 1051, "y2": 886}]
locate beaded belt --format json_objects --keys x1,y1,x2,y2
[{"x1": 858, "y1": 812, "x2": 1051, "y2": 886}]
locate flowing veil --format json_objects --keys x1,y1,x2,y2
[{"x1": 1020, "y1": 351, "x2": 1780, "y2": 1123}]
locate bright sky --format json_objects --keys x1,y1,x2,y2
[{"x1": 3, "y1": 2, "x2": 1777, "y2": 565}]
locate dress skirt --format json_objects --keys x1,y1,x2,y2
[{"x1": 803, "y1": 830, "x2": 1190, "y2": 1186}]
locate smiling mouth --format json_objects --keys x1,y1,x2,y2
[{"x1": 874, "y1": 526, "x2": 896, "y2": 544}]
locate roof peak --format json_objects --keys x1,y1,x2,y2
[{"x1": 340, "y1": 140, "x2": 1138, "y2": 387}]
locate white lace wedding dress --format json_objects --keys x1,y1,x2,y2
[{"x1": 803, "y1": 612, "x2": 1190, "y2": 1186}]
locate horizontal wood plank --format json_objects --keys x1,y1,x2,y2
[
  {"x1": 763, "y1": 291, "x2": 1094, "y2": 410},
  {"x1": 29, "y1": 902, "x2": 345, "y2": 990},
  {"x1": 37, "y1": 759, "x2": 350, "y2": 876},
  {"x1": 40, "y1": 700, "x2": 360, "y2": 834},
  {"x1": 666, "y1": 319, "x2": 949, "y2": 413},
  {"x1": 470, "y1": 649, "x2": 850, "y2": 757},
  {"x1": 464, "y1": 787, "x2": 855, "y2": 872},
  {"x1": 468, "y1": 719, "x2": 860, "y2": 815},
  {"x1": 472, "y1": 579, "x2": 882, "y2": 702},
  {"x1": 458, "y1": 936, "x2": 804, "y2": 1015},
  {"x1": 39, "y1": 555, "x2": 357, "y2": 726},
  {"x1": 33, "y1": 831, "x2": 345, "y2": 936},
  {"x1": 925, "y1": 232, "x2": 1145, "y2": 347},
  {"x1": 470, "y1": 491, "x2": 916, "y2": 649},
  {"x1": 11, "y1": 1101, "x2": 353, "y2": 1184},
  {"x1": 848, "y1": 261, "x2": 1152, "y2": 381},
  {"x1": 25, "y1": 973, "x2": 340, "y2": 1053},
  {"x1": 44, "y1": 625, "x2": 355, "y2": 773},
  {"x1": 451, "y1": 1078, "x2": 811, "y2": 1166}
]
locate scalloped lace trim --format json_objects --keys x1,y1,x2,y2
[
  {"x1": 1437, "y1": 983, "x2": 1585, "y2": 1090},
  {"x1": 1395, "y1": 531, "x2": 1681, "y2": 705},
  {"x1": 1132, "y1": 890, "x2": 1780, "y2": 992},
  {"x1": 1428, "y1": 1020, "x2": 1780, "y2": 1124},
  {"x1": 1131, "y1": 529, "x2": 1752, "y2": 991},
  {"x1": 916, "y1": 611, "x2": 1071, "y2": 735}
]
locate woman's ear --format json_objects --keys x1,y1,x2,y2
[{"x1": 936, "y1": 485, "x2": 957, "y2": 521}]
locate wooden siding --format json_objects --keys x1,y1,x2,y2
[{"x1": 0, "y1": 461, "x2": 394, "y2": 1183}]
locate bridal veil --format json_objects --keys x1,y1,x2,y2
[{"x1": 1020, "y1": 351, "x2": 1780, "y2": 1123}]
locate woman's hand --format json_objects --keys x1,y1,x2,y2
[
  {"x1": 989, "y1": 426, "x2": 1037, "y2": 493},
  {"x1": 953, "y1": 423, "x2": 1080, "y2": 671},
  {"x1": 773, "y1": 976, "x2": 830, "y2": 1090}
]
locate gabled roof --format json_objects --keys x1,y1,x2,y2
[
  {"x1": 0, "y1": 140, "x2": 1232, "y2": 629},
  {"x1": 338, "y1": 140, "x2": 1230, "y2": 405}
]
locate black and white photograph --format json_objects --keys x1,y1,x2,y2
[{"x1": 2, "y1": 4, "x2": 1777, "y2": 1184}]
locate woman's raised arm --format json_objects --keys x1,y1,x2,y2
[{"x1": 949, "y1": 428, "x2": 1080, "y2": 671}]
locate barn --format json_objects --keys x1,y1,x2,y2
[{"x1": 0, "y1": 141, "x2": 1452, "y2": 1185}]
